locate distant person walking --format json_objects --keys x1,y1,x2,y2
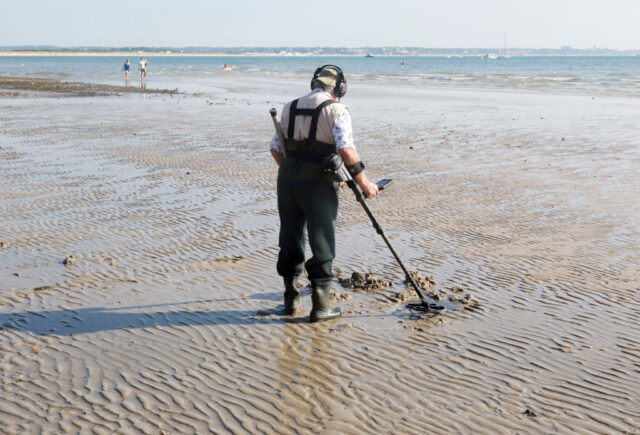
[
  {"x1": 122, "y1": 59, "x2": 131, "y2": 86},
  {"x1": 139, "y1": 57, "x2": 148, "y2": 88}
]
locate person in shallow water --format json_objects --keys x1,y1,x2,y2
[
  {"x1": 269, "y1": 65, "x2": 379, "y2": 322},
  {"x1": 139, "y1": 56, "x2": 147, "y2": 88},
  {"x1": 122, "y1": 59, "x2": 131, "y2": 86}
]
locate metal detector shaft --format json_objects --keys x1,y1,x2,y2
[
  {"x1": 269, "y1": 108, "x2": 287, "y2": 158},
  {"x1": 343, "y1": 177, "x2": 429, "y2": 306}
]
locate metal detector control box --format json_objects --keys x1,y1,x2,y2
[{"x1": 376, "y1": 179, "x2": 393, "y2": 190}]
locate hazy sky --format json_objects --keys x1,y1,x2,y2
[{"x1": 3, "y1": 0, "x2": 639, "y2": 49}]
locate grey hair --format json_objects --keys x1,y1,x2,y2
[{"x1": 311, "y1": 79, "x2": 329, "y2": 91}]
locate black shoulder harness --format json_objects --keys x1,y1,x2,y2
[{"x1": 284, "y1": 99, "x2": 338, "y2": 162}]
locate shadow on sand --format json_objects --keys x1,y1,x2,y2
[{"x1": 0, "y1": 294, "x2": 315, "y2": 336}]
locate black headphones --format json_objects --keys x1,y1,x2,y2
[{"x1": 311, "y1": 64, "x2": 347, "y2": 99}]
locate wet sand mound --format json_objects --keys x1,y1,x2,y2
[
  {"x1": 338, "y1": 269, "x2": 481, "y2": 311},
  {"x1": 330, "y1": 291, "x2": 353, "y2": 303},
  {"x1": 404, "y1": 272, "x2": 481, "y2": 310},
  {"x1": 405, "y1": 270, "x2": 436, "y2": 289},
  {"x1": 338, "y1": 271, "x2": 394, "y2": 292},
  {"x1": 337, "y1": 270, "x2": 427, "y2": 306}
]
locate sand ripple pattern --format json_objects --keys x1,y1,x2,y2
[{"x1": 1, "y1": 83, "x2": 639, "y2": 433}]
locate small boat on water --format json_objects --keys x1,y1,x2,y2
[
  {"x1": 365, "y1": 54, "x2": 374, "y2": 58},
  {"x1": 221, "y1": 65, "x2": 235, "y2": 70}
]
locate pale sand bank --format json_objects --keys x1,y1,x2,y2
[
  {"x1": 1, "y1": 77, "x2": 639, "y2": 433},
  {"x1": 0, "y1": 51, "x2": 248, "y2": 57}
]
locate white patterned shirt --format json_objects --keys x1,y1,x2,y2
[{"x1": 269, "y1": 89, "x2": 355, "y2": 153}]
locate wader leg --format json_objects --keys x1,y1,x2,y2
[
  {"x1": 276, "y1": 177, "x2": 306, "y2": 280},
  {"x1": 275, "y1": 157, "x2": 340, "y2": 321},
  {"x1": 294, "y1": 181, "x2": 341, "y2": 322},
  {"x1": 299, "y1": 181, "x2": 338, "y2": 288}
]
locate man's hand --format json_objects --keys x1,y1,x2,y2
[{"x1": 359, "y1": 179, "x2": 379, "y2": 199}]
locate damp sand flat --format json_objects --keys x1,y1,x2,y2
[{"x1": 1, "y1": 78, "x2": 639, "y2": 433}]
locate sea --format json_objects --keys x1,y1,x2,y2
[{"x1": 1, "y1": 55, "x2": 639, "y2": 95}]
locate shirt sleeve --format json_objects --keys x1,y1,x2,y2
[
  {"x1": 332, "y1": 109, "x2": 355, "y2": 151},
  {"x1": 269, "y1": 130, "x2": 282, "y2": 153}
]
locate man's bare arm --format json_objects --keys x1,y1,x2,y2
[{"x1": 338, "y1": 148, "x2": 379, "y2": 198}]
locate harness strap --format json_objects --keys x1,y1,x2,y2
[
  {"x1": 308, "y1": 99, "x2": 336, "y2": 140},
  {"x1": 286, "y1": 98, "x2": 337, "y2": 141},
  {"x1": 287, "y1": 99, "x2": 299, "y2": 140}
]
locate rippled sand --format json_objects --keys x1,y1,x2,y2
[{"x1": 1, "y1": 77, "x2": 639, "y2": 434}]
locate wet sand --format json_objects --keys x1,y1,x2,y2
[{"x1": 1, "y1": 76, "x2": 639, "y2": 433}]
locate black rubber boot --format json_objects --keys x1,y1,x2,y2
[
  {"x1": 310, "y1": 285, "x2": 342, "y2": 323},
  {"x1": 283, "y1": 277, "x2": 301, "y2": 315}
]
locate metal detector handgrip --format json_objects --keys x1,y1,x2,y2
[{"x1": 269, "y1": 108, "x2": 287, "y2": 158}]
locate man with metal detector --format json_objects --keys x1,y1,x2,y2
[{"x1": 269, "y1": 65, "x2": 379, "y2": 323}]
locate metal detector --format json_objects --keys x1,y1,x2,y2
[
  {"x1": 270, "y1": 108, "x2": 441, "y2": 312},
  {"x1": 330, "y1": 163, "x2": 442, "y2": 312}
]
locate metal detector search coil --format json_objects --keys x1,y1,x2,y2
[{"x1": 406, "y1": 302, "x2": 446, "y2": 312}]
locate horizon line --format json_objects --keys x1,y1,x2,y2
[{"x1": 1, "y1": 45, "x2": 639, "y2": 51}]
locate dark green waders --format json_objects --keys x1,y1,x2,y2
[{"x1": 276, "y1": 158, "x2": 343, "y2": 322}]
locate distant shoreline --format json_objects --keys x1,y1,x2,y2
[
  {"x1": 1, "y1": 50, "x2": 639, "y2": 58},
  {"x1": 0, "y1": 51, "x2": 248, "y2": 57}
]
